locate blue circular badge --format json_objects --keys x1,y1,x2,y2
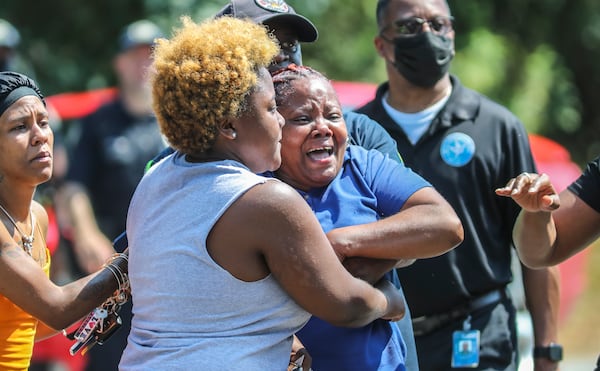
[{"x1": 440, "y1": 132, "x2": 476, "y2": 167}]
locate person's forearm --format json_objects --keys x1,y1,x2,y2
[
  {"x1": 328, "y1": 204, "x2": 462, "y2": 261},
  {"x1": 38, "y1": 252, "x2": 128, "y2": 330},
  {"x1": 514, "y1": 210, "x2": 557, "y2": 268},
  {"x1": 522, "y1": 265, "x2": 560, "y2": 369},
  {"x1": 342, "y1": 257, "x2": 398, "y2": 284},
  {"x1": 63, "y1": 184, "x2": 103, "y2": 239}
]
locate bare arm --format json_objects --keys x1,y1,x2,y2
[
  {"x1": 522, "y1": 265, "x2": 561, "y2": 370},
  {"x1": 0, "y1": 216, "x2": 127, "y2": 331},
  {"x1": 58, "y1": 182, "x2": 115, "y2": 272},
  {"x1": 326, "y1": 187, "x2": 463, "y2": 277},
  {"x1": 208, "y1": 181, "x2": 405, "y2": 327},
  {"x1": 496, "y1": 172, "x2": 600, "y2": 267}
]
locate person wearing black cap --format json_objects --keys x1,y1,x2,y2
[
  {"x1": 59, "y1": 19, "x2": 166, "y2": 371},
  {"x1": 147, "y1": 0, "x2": 399, "y2": 166},
  {"x1": 216, "y1": 0, "x2": 317, "y2": 74},
  {"x1": 0, "y1": 71, "x2": 129, "y2": 371}
]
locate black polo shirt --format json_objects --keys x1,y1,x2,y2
[
  {"x1": 357, "y1": 75, "x2": 536, "y2": 317},
  {"x1": 66, "y1": 98, "x2": 166, "y2": 242},
  {"x1": 569, "y1": 156, "x2": 600, "y2": 212}
]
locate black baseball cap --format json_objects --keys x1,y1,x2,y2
[
  {"x1": 216, "y1": 0, "x2": 318, "y2": 42},
  {"x1": 118, "y1": 20, "x2": 164, "y2": 52}
]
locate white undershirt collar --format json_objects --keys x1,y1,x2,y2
[{"x1": 382, "y1": 86, "x2": 452, "y2": 145}]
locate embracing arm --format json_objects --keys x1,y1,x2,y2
[
  {"x1": 211, "y1": 181, "x2": 405, "y2": 327},
  {"x1": 326, "y1": 187, "x2": 463, "y2": 282}
]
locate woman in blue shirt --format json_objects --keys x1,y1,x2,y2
[{"x1": 272, "y1": 64, "x2": 464, "y2": 371}]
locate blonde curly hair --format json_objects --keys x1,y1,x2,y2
[{"x1": 151, "y1": 16, "x2": 278, "y2": 155}]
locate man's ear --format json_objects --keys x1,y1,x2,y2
[
  {"x1": 217, "y1": 118, "x2": 237, "y2": 140},
  {"x1": 374, "y1": 36, "x2": 389, "y2": 59}
]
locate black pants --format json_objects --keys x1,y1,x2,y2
[{"x1": 415, "y1": 296, "x2": 517, "y2": 371}]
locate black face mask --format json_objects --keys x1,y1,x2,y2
[{"x1": 390, "y1": 32, "x2": 454, "y2": 88}]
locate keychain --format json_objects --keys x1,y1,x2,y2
[
  {"x1": 64, "y1": 252, "x2": 130, "y2": 356},
  {"x1": 65, "y1": 293, "x2": 127, "y2": 355}
]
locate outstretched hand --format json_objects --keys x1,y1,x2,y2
[{"x1": 495, "y1": 172, "x2": 560, "y2": 212}]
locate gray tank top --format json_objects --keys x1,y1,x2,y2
[{"x1": 120, "y1": 152, "x2": 310, "y2": 370}]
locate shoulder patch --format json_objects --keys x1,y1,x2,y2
[{"x1": 255, "y1": 0, "x2": 289, "y2": 13}]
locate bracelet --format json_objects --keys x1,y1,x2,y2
[
  {"x1": 104, "y1": 253, "x2": 128, "y2": 268},
  {"x1": 102, "y1": 253, "x2": 130, "y2": 303}
]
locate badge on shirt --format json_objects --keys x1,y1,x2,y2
[
  {"x1": 440, "y1": 132, "x2": 476, "y2": 167},
  {"x1": 451, "y1": 316, "x2": 480, "y2": 368},
  {"x1": 451, "y1": 329, "x2": 480, "y2": 368}
]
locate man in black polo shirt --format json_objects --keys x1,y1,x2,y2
[{"x1": 357, "y1": 0, "x2": 561, "y2": 369}]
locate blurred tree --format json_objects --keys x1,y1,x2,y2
[{"x1": 0, "y1": 0, "x2": 597, "y2": 164}]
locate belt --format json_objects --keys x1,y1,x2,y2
[{"x1": 411, "y1": 288, "x2": 507, "y2": 337}]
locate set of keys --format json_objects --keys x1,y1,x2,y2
[
  {"x1": 65, "y1": 293, "x2": 127, "y2": 356},
  {"x1": 65, "y1": 234, "x2": 130, "y2": 356}
]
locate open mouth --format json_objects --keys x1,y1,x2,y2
[{"x1": 306, "y1": 146, "x2": 333, "y2": 160}]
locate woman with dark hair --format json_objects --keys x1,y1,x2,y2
[
  {"x1": 271, "y1": 64, "x2": 463, "y2": 371},
  {"x1": 0, "y1": 71, "x2": 128, "y2": 370}
]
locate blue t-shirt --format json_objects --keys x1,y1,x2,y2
[{"x1": 292, "y1": 145, "x2": 430, "y2": 371}]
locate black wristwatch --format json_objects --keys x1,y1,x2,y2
[{"x1": 533, "y1": 343, "x2": 563, "y2": 362}]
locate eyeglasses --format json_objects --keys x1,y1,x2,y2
[{"x1": 384, "y1": 16, "x2": 454, "y2": 36}]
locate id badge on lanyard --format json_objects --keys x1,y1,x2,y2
[{"x1": 451, "y1": 315, "x2": 480, "y2": 368}]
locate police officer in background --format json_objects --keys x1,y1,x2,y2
[
  {"x1": 0, "y1": 18, "x2": 35, "y2": 76},
  {"x1": 61, "y1": 19, "x2": 166, "y2": 371}
]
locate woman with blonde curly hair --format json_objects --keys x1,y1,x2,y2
[{"x1": 120, "y1": 16, "x2": 405, "y2": 370}]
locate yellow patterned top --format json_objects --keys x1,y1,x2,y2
[{"x1": 0, "y1": 248, "x2": 51, "y2": 371}]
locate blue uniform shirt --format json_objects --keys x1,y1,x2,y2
[{"x1": 293, "y1": 145, "x2": 430, "y2": 371}]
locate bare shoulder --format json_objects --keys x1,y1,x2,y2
[
  {"x1": 219, "y1": 179, "x2": 320, "y2": 246},
  {"x1": 237, "y1": 180, "x2": 308, "y2": 216}
]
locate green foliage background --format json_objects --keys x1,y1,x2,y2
[{"x1": 2, "y1": 0, "x2": 599, "y2": 164}]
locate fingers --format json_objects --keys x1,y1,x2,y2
[
  {"x1": 496, "y1": 172, "x2": 560, "y2": 212},
  {"x1": 543, "y1": 194, "x2": 560, "y2": 211},
  {"x1": 497, "y1": 172, "x2": 542, "y2": 195}
]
